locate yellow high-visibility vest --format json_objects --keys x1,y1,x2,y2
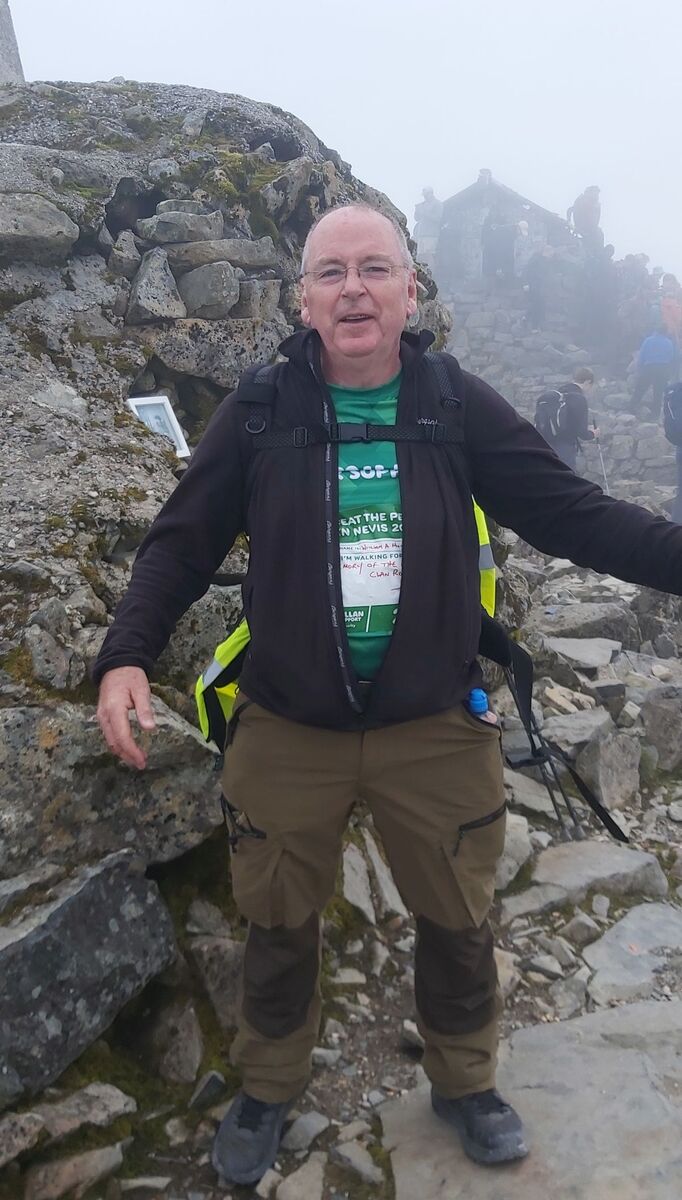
[
  {"x1": 474, "y1": 502, "x2": 496, "y2": 617},
  {"x1": 196, "y1": 507, "x2": 496, "y2": 747}
]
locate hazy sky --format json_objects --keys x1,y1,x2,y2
[{"x1": 11, "y1": 0, "x2": 682, "y2": 274}]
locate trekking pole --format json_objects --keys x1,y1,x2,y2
[
  {"x1": 503, "y1": 666, "x2": 585, "y2": 840},
  {"x1": 591, "y1": 412, "x2": 610, "y2": 494},
  {"x1": 596, "y1": 439, "x2": 610, "y2": 495}
]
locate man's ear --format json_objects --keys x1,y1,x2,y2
[
  {"x1": 406, "y1": 269, "x2": 418, "y2": 318},
  {"x1": 300, "y1": 279, "x2": 311, "y2": 326}
]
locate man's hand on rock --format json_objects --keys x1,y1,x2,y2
[{"x1": 97, "y1": 666, "x2": 156, "y2": 769}]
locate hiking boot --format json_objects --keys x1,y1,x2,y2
[
  {"x1": 431, "y1": 1087, "x2": 528, "y2": 1165},
  {"x1": 211, "y1": 1090, "x2": 294, "y2": 1185}
]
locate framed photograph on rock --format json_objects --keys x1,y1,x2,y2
[{"x1": 127, "y1": 394, "x2": 191, "y2": 458}]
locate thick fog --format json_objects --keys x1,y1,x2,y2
[{"x1": 12, "y1": 0, "x2": 682, "y2": 275}]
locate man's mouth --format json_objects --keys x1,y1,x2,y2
[{"x1": 339, "y1": 314, "x2": 373, "y2": 324}]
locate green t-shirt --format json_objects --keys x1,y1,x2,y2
[{"x1": 329, "y1": 373, "x2": 402, "y2": 680}]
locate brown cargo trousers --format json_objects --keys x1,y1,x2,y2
[{"x1": 222, "y1": 697, "x2": 506, "y2": 1103}]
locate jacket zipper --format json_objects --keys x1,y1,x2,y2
[
  {"x1": 308, "y1": 357, "x2": 363, "y2": 714},
  {"x1": 452, "y1": 801, "x2": 507, "y2": 858}
]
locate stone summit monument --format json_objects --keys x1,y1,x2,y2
[{"x1": 0, "y1": 0, "x2": 23, "y2": 85}]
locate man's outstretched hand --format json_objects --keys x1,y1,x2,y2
[{"x1": 97, "y1": 666, "x2": 156, "y2": 769}]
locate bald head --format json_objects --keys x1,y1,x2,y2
[{"x1": 301, "y1": 204, "x2": 412, "y2": 275}]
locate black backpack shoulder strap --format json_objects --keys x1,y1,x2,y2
[
  {"x1": 236, "y1": 361, "x2": 282, "y2": 405},
  {"x1": 427, "y1": 350, "x2": 470, "y2": 481},
  {"x1": 427, "y1": 350, "x2": 465, "y2": 408},
  {"x1": 235, "y1": 361, "x2": 284, "y2": 437}
]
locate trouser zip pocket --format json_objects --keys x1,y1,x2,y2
[{"x1": 452, "y1": 801, "x2": 507, "y2": 858}]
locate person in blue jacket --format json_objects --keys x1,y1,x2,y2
[{"x1": 632, "y1": 329, "x2": 678, "y2": 415}]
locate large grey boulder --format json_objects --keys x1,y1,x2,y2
[
  {"x1": 524, "y1": 601, "x2": 640, "y2": 648},
  {"x1": 136, "y1": 209, "x2": 224, "y2": 244},
  {"x1": 543, "y1": 636, "x2": 622, "y2": 673},
  {"x1": 231, "y1": 278, "x2": 283, "y2": 320},
  {"x1": 584, "y1": 902, "x2": 682, "y2": 1004},
  {"x1": 0, "y1": 193, "x2": 79, "y2": 265},
  {"x1": 177, "y1": 260, "x2": 240, "y2": 319},
  {"x1": 540, "y1": 708, "x2": 614, "y2": 756},
  {"x1": 0, "y1": 697, "x2": 220, "y2": 880},
  {"x1": 503, "y1": 769, "x2": 556, "y2": 820},
  {"x1": 381, "y1": 1000, "x2": 682, "y2": 1199},
  {"x1": 495, "y1": 813, "x2": 532, "y2": 891},
  {"x1": 108, "y1": 229, "x2": 141, "y2": 280},
  {"x1": 137, "y1": 315, "x2": 291, "y2": 390},
  {"x1": 166, "y1": 235, "x2": 278, "y2": 274},
  {"x1": 640, "y1": 685, "x2": 682, "y2": 770},
  {"x1": 0, "y1": 851, "x2": 176, "y2": 1109},
  {"x1": 126, "y1": 248, "x2": 187, "y2": 323},
  {"x1": 575, "y1": 729, "x2": 641, "y2": 809},
  {"x1": 531, "y1": 841, "x2": 668, "y2": 902}
]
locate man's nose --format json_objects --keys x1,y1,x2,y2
[{"x1": 341, "y1": 266, "x2": 366, "y2": 295}]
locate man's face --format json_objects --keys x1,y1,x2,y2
[{"x1": 300, "y1": 209, "x2": 418, "y2": 366}]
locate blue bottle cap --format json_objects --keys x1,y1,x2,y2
[{"x1": 467, "y1": 687, "x2": 489, "y2": 715}]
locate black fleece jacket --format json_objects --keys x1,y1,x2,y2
[{"x1": 93, "y1": 329, "x2": 682, "y2": 730}]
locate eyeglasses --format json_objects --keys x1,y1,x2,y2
[{"x1": 302, "y1": 262, "x2": 409, "y2": 287}]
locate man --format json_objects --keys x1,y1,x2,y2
[
  {"x1": 632, "y1": 328, "x2": 678, "y2": 415},
  {"x1": 96, "y1": 205, "x2": 682, "y2": 1187},
  {"x1": 553, "y1": 366, "x2": 598, "y2": 470},
  {"x1": 413, "y1": 186, "x2": 442, "y2": 271},
  {"x1": 567, "y1": 185, "x2": 604, "y2": 251}
]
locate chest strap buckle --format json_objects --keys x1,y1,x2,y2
[{"x1": 327, "y1": 422, "x2": 371, "y2": 443}]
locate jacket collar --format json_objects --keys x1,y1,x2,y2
[{"x1": 278, "y1": 327, "x2": 436, "y2": 376}]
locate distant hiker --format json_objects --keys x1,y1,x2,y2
[
  {"x1": 579, "y1": 243, "x2": 618, "y2": 352},
  {"x1": 95, "y1": 203, "x2": 682, "y2": 1190},
  {"x1": 567, "y1": 185, "x2": 604, "y2": 251},
  {"x1": 534, "y1": 367, "x2": 598, "y2": 469},
  {"x1": 524, "y1": 245, "x2": 554, "y2": 329},
  {"x1": 413, "y1": 186, "x2": 442, "y2": 270},
  {"x1": 632, "y1": 329, "x2": 678, "y2": 415},
  {"x1": 663, "y1": 383, "x2": 682, "y2": 523}
]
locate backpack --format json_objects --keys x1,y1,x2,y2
[
  {"x1": 534, "y1": 390, "x2": 563, "y2": 442},
  {"x1": 663, "y1": 383, "x2": 682, "y2": 447},
  {"x1": 534, "y1": 387, "x2": 586, "y2": 444},
  {"x1": 195, "y1": 352, "x2": 487, "y2": 750}
]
